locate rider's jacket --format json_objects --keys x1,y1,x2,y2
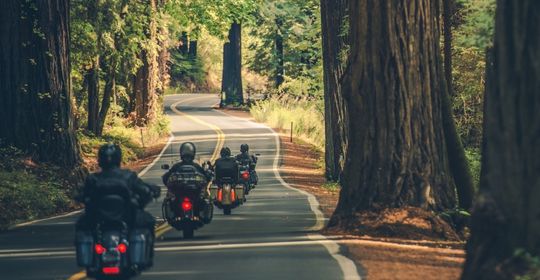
[
  {"x1": 80, "y1": 167, "x2": 159, "y2": 218},
  {"x1": 235, "y1": 152, "x2": 257, "y2": 169}
]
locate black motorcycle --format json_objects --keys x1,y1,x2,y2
[
  {"x1": 75, "y1": 185, "x2": 155, "y2": 280},
  {"x1": 161, "y1": 164, "x2": 213, "y2": 238}
]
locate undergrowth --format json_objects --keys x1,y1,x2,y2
[{"x1": 251, "y1": 96, "x2": 324, "y2": 150}]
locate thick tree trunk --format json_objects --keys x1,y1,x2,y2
[
  {"x1": 330, "y1": 0, "x2": 457, "y2": 222},
  {"x1": 221, "y1": 22, "x2": 244, "y2": 105},
  {"x1": 133, "y1": 0, "x2": 159, "y2": 126},
  {"x1": 320, "y1": 0, "x2": 349, "y2": 182},
  {"x1": 462, "y1": 2, "x2": 540, "y2": 279},
  {"x1": 0, "y1": 0, "x2": 81, "y2": 167},
  {"x1": 443, "y1": 0, "x2": 454, "y2": 96},
  {"x1": 96, "y1": 65, "x2": 115, "y2": 137}
]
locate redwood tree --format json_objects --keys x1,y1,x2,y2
[
  {"x1": 221, "y1": 22, "x2": 244, "y2": 105},
  {"x1": 320, "y1": 0, "x2": 349, "y2": 182},
  {"x1": 0, "y1": 0, "x2": 81, "y2": 168},
  {"x1": 462, "y1": 1, "x2": 540, "y2": 279},
  {"x1": 330, "y1": 0, "x2": 458, "y2": 221}
]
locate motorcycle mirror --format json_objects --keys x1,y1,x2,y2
[
  {"x1": 161, "y1": 164, "x2": 170, "y2": 170},
  {"x1": 255, "y1": 153, "x2": 261, "y2": 156}
]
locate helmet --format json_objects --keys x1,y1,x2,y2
[
  {"x1": 98, "y1": 143, "x2": 122, "y2": 169},
  {"x1": 240, "y1": 144, "x2": 249, "y2": 153},
  {"x1": 180, "y1": 142, "x2": 196, "y2": 162},
  {"x1": 220, "y1": 147, "x2": 231, "y2": 158}
]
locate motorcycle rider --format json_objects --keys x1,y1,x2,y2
[
  {"x1": 76, "y1": 144, "x2": 160, "y2": 262},
  {"x1": 214, "y1": 147, "x2": 239, "y2": 184},
  {"x1": 162, "y1": 142, "x2": 212, "y2": 220},
  {"x1": 235, "y1": 143, "x2": 258, "y2": 186}
]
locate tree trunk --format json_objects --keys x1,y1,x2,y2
[
  {"x1": 96, "y1": 63, "x2": 115, "y2": 137},
  {"x1": 189, "y1": 40, "x2": 198, "y2": 58},
  {"x1": 442, "y1": 0, "x2": 475, "y2": 210},
  {"x1": 133, "y1": 0, "x2": 159, "y2": 126},
  {"x1": 462, "y1": 2, "x2": 540, "y2": 279},
  {"x1": 86, "y1": 0, "x2": 100, "y2": 135},
  {"x1": 320, "y1": 0, "x2": 349, "y2": 182},
  {"x1": 86, "y1": 59, "x2": 100, "y2": 134},
  {"x1": 275, "y1": 19, "x2": 284, "y2": 88},
  {"x1": 221, "y1": 22, "x2": 244, "y2": 105},
  {"x1": 330, "y1": 0, "x2": 457, "y2": 222},
  {"x1": 180, "y1": 32, "x2": 189, "y2": 55},
  {"x1": 0, "y1": 0, "x2": 81, "y2": 168}
]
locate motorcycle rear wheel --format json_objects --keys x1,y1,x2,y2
[
  {"x1": 183, "y1": 228, "x2": 194, "y2": 239},
  {"x1": 223, "y1": 208, "x2": 232, "y2": 215}
]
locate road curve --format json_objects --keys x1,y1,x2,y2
[{"x1": 0, "y1": 94, "x2": 361, "y2": 280}]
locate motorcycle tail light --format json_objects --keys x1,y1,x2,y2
[
  {"x1": 217, "y1": 189, "x2": 223, "y2": 202},
  {"x1": 241, "y1": 172, "x2": 250, "y2": 180},
  {"x1": 117, "y1": 243, "x2": 127, "y2": 254},
  {"x1": 102, "y1": 267, "x2": 120, "y2": 275},
  {"x1": 182, "y1": 198, "x2": 193, "y2": 212},
  {"x1": 94, "y1": 244, "x2": 106, "y2": 255}
]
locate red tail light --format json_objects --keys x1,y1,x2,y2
[
  {"x1": 241, "y1": 171, "x2": 250, "y2": 180},
  {"x1": 94, "y1": 244, "x2": 106, "y2": 255},
  {"x1": 181, "y1": 198, "x2": 193, "y2": 212},
  {"x1": 230, "y1": 188, "x2": 236, "y2": 202},
  {"x1": 102, "y1": 267, "x2": 120, "y2": 275},
  {"x1": 117, "y1": 243, "x2": 127, "y2": 254},
  {"x1": 217, "y1": 189, "x2": 223, "y2": 202}
]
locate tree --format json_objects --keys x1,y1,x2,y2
[
  {"x1": 221, "y1": 22, "x2": 244, "y2": 105},
  {"x1": 0, "y1": 0, "x2": 81, "y2": 167},
  {"x1": 320, "y1": 0, "x2": 349, "y2": 182},
  {"x1": 462, "y1": 1, "x2": 540, "y2": 279},
  {"x1": 330, "y1": 0, "x2": 458, "y2": 222}
]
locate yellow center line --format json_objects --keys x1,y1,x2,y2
[{"x1": 68, "y1": 95, "x2": 224, "y2": 280}]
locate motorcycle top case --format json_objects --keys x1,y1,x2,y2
[
  {"x1": 75, "y1": 231, "x2": 94, "y2": 267},
  {"x1": 166, "y1": 165, "x2": 207, "y2": 193}
]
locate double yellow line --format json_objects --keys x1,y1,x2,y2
[{"x1": 68, "y1": 95, "x2": 225, "y2": 280}]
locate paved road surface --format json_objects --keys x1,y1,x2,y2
[{"x1": 0, "y1": 94, "x2": 361, "y2": 280}]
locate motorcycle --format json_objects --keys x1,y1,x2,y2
[
  {"x1": 161, "y1": 164, "x2": 213, "y2": 239},
  {"x1": 238, "y1": 153, "x2": 259, "y2": 195},
  {"x1": 212, "y1": 176, "x2": 245, "y2": 215},
  {"x1": 75, "y1": 184, "x2": 154, "y2": 280}
]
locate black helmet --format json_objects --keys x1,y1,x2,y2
[
  {"x1": 220, "y1": 147, "x2": 231, "y2": 158},
  {"x1": 240, "y1": 144, "x2": 249, "y2": 153},
  {"x1": 98, "y1": 143, "x2": 122, "y2": 169},
  {"x1": 180, "y1": 142, "x2": 196, "y2": 162}
]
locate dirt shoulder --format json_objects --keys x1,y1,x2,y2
[{"x1": 219, "y1": 108, "x2": 466, "y2": 280}]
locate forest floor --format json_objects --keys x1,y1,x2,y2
[{"x1": 221, "y1": 107, "x2": 466, "y2": 280}]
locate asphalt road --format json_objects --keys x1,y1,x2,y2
[{"x1": 0, "y1": 94, "x2": 361, "y2": 280}]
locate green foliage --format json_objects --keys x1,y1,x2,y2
[
  {"x1": 246, "y1": 0, "x2": 323, "y2": 96},
  {"x1": 455, "y1": 0, "x2": 496, "y2": 50},
  {"x1": 251, "y1": 96, "x2": 324, "y2": 150},
  {"x1": 170, "y1": 51, "x2": 205, "y2": 88},
  {"x1": 514, "y1": 249, "x2": 540, "y2": 280},
  {"x1": 0, "y1": 146, "x2": 72, "y2": 230},
  {"x1": 465, "y1": 148, "x2": 482, "y2": 191}
]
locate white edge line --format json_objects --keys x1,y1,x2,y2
[{"x1": 214, "y1": 109, "x2": 362, "y2": 280}]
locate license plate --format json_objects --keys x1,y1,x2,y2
[{"x1": 102, "y1": 250, "x2": 120, "y2": 263}]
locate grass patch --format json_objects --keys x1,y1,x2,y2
[
  {"x1": 251, "y1": 96, "x2": 324, "y2": 151},
  {"x1": 0, "y1": 146, "x2": 73, "y2": 230},
  {"x1": 322, "y1": 182, "x2": 341, "y2": 193}
]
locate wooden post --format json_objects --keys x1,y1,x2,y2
[{"x1": 290, "y1": 122, "x2": 293, "y2": 142}]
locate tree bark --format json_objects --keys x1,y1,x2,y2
[
  {"x1": 133, "y1": 0, "x2": 159, "y2": 126},
  {"x1": 330, "y1": 0, "x2": 457, "y2": 222},
  {"x1": 86, "y1": 0, "x2": 101, "y2": 135},
  {"x1": 462, "y1": 2, "x2": 540, "y2": 279},
  {"x1": 320, "y1": 0, "x2": 349, "y2": 182},
  {"x1": 275, "y1": 18, "x2": 284, "y2": 88},
  {"x1": 221, "y1": 22, "x2": 244, "y2": 105},
  {"x1": 0, "y1": 0, "x2": 81, "y2": 167}
]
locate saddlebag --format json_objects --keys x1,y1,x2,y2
[
  {"x1": 75, "y1": 231, "x2": 94, "y2": 267},
  {"x1": 129, "y1": 229, "x2": 152, "y2": 266}
]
